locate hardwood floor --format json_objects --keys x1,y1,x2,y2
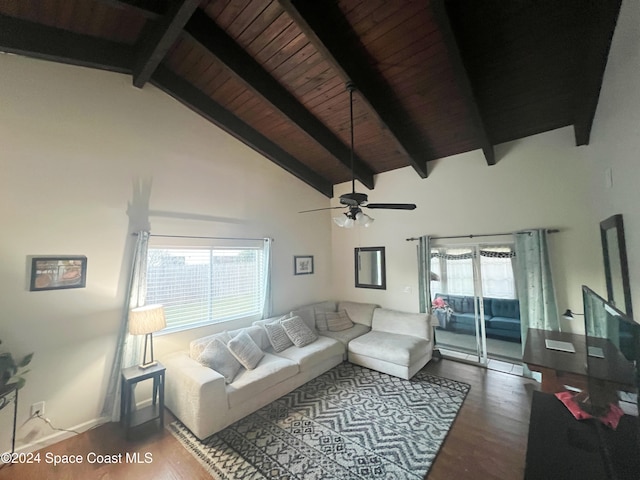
[
  {"x1": 426, "y1": 358, "x2": 539, "y2": 480},
  {"x1": 0, "y1": 359, "x2": 539, "y2": 480}
]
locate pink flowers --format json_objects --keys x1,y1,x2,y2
[{"x1": 432, "y1": 297, "x2": 448, "y2": 309}]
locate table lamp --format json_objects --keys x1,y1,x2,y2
[{"x1": 129, "y1": 304, "x2": 166, "y2": 369}]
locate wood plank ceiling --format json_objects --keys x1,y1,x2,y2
[{"x1": 0, "y1": 0, "x2": 622, "y2": 198}]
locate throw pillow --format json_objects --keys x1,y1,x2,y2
[
  {"x1": 197, "y1": 338, "x2": 242, "y2": 383},
  {"x1": 189, "y1": 331, "x2": 232, "y2": 360},
  {"x1": 314, "y1": 308, "x2": 332, "y2": 331},
  {"x1": 227, "y1": 331, "x2": 264, "y2": 370},
  {"x1": 326, "y1": 310, "x2": 355, "y2": 331},
  {"x1": 264, "y1": 320, "x2": 294, "y2": 352},
  {"x1": 337, "y1": 301, "x2": 378, "y2": 327},
  {"x1": 282, "y1": 315, "x2": 318, "y2": 347}
]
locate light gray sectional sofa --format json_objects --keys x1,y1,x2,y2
[{"x1": 162, "y1": 300, "x2": 433, "y2": 440}]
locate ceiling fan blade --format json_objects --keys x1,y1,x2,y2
[
  {"x1": 364, "y1": 203, "x2": 417, "y2": 210},
  {"x1": 299, "y1": 206, "x2": 346, "y2": 213}
]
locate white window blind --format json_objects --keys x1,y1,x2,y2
[{"x1": 145, "y1": 241, "x2": 268, "y2": 332}]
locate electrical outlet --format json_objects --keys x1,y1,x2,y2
[{"x1": 31, "y1": 401, "x2": 45, "y2": 417}]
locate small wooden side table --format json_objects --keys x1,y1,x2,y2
[{"x1": 120, "y1": 362, "x2": 165, "y2": 438}]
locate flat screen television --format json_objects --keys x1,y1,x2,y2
[{"x1": 581, "y1": 285, "x2": 640, "y2": 479}]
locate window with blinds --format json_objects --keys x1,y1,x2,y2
[{"x1": 145, "y1": 245, "x2": 267, "y2": 332}]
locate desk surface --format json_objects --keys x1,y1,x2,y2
[
  {"x1": 523, "y1": 329, "x2": 587, "y2": 375},
  {"x1": 523, "y1": 328, "x2": 635, "y2": 387}
]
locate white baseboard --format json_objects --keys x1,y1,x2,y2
[
  {"x1": 14, "y1": 415, "x2": 112, "y2": 454},
  {"x1": 13, "y1": 396, "x2": 157, "y2": 453}
]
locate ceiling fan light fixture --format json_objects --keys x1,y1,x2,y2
[
  {"x1": 302, "y1": 82, "x2": 415, "y2": 226},
  {"x1": 333, "y1": 214, "x2": 349, "y2": 227},
  {"x1": 355, "y1": 211, "x2": 374, "y2": 227},
  {"x1": 333, "y1": 212, "x2": 356, "y2": 228}
]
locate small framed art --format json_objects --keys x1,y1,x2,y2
[
  {"x1": 30, "y1": 256, "x2": 87, "y2": 291},
  {"x1": 294, "y1": 255, "x2": 314, "y2": 275}
]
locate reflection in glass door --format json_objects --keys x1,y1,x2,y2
[{"x1": 430, "y1": 244, "x2": 521, "y2": 365}]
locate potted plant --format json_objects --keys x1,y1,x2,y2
[
  {"x1": 0, "y1": 339, "x2": 33, "y2": 410},
  {"x1": 432, "y1": 297, "x2": 453, "y2": 329}
]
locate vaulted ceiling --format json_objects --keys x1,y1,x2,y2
[{"x1": 0, "y1": 0, "x2": 622, "y2": 198}]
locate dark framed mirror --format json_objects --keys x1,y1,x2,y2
[
  {"x1": 355, "y1": 247, "x2": 386, "y2": 289},
  {"x1": 600, "y1": 214, "x2": 633, "y2": 316}
]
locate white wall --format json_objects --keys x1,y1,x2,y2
[
  {"x1": 331, "y1": 127, "x2": 602, "y2": 330},
  {"x1": 0, "y1": 53, "x2": 333, "y2": 452},
  {"x1": 582, "y1": 0, "x2": 640, "y2": 316}
]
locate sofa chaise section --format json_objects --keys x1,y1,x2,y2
[{"x1": 347, "y1": 308, "x2": 433, "y2": 380}]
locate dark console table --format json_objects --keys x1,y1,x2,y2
[
  {"x1": 523, "y1": 328, "x2": 636, "y2": 394},
  {"x1": 525, "y1": 391, "x2": 639, "y2": 480},
  {"x1": 0, "y1": 384, "x2": 18, "y2": 455}
]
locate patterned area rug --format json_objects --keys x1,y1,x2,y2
[{"x1": 169, "y1": 362, "x2": 470, "y2": 479}]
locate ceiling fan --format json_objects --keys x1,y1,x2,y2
[{"x1": 299, "y1": 82, "x2": 416, "y2": 228}]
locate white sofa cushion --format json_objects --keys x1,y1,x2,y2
[
  {"x1": 326, "y1": 310, "x2": 354, "y2": 331},
  {"x1": 275, "y1": 336, "x2": 344, "y2": 372},
  {"x1": 338, "y1": 301, "x2": 379, "y2": 327},
  {"x1": 306, "y1": 301, "x2": 337, "y2": 312},
  {"x1": 230, "y1": 324, "x2": 271, "y2": 351},
  {"x1": 228, "y1": 331, "x2": 264, "y2": 370},
  {"x1": 281, "y1": 316, "x2": 318, "y2": 347},
  {"x1": 263, "y1": 320, "x2": 294, "y2": 352},
  {"x1": 197, "y1": 338, "x2": 242, "y2": 384},
  {"x1": 289, "y1": 308, "x2": 317, "y2": 332},
  {"x1": 227, "y1": 353, "x2": 299, "y2": 406},
  {"x1": 189, "y1": 331, "x2": 232, "y2": 360},
  {"x1": 348, "y1": 331, "x2": 430, "y2": 367},
  {"x1": 320, "y1": 323, "x2": 370, "y2": 346},
  {"x1": 371, "y1": 308, "x2": 430, "y2": 341},
  {"x1": 300, "y1": 301, "x2": 337, "y2": 331},
  {"x1": 314, "y1": 310, "x2": 330, "y2": 331}
]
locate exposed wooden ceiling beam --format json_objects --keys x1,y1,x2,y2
[
  {"x1": 0, "y1": 15, "x2": 134, "y2": 73},
  {"x1": 133, "y1": 0, "x2": 200, "y2": 88},
  {"x1": 573, "y1": 0, "x2": 621, "y2": 146},
  {"x1": 279, "y1": 0, "x2": 430, "y2": 179},
  {"x1": 151, "y1": 65, "x2": 334, "y2": 198},
  {"x1": 432, "y1": 0, "x2": 495, "y2": 166},
  {"x1": 184, "y1": 10, "x2": 375, "y2": 190},
  {"x1": 97, "y1": 0, "x2": 164, "y2": 19}
]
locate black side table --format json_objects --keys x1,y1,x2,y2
[
  {"x1": 120, "y1": 362, "x2": 165, "y2": 438},
  {"x1": 0, "y1": 384, "x2": 18, "y2": 454}
]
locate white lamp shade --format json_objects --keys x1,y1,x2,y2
[{"x1": 129, "y1": 304, "x2": 166, "y2": 335}]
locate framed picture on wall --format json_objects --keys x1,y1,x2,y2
[
  {"x1": 29, "y1": 256, "x2": 87, "y2": 291},
  {"x1": 294, "y1": 255, "x2": 314, "y2": 275}
]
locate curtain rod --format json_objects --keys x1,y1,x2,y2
[
  {"x1": 134, "y1": 233, "x2": 272, "y2": 242},
  {"x1": 406, "y1": 229, "x2": 559, "y2": 242}
]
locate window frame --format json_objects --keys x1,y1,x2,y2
[{"x1": 145, "y1": 238, "x2": 269, "y2": 334}]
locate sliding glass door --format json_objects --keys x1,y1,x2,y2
[{"x1": 430, "y1": 243, "x2": 521, "y2": 365}]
